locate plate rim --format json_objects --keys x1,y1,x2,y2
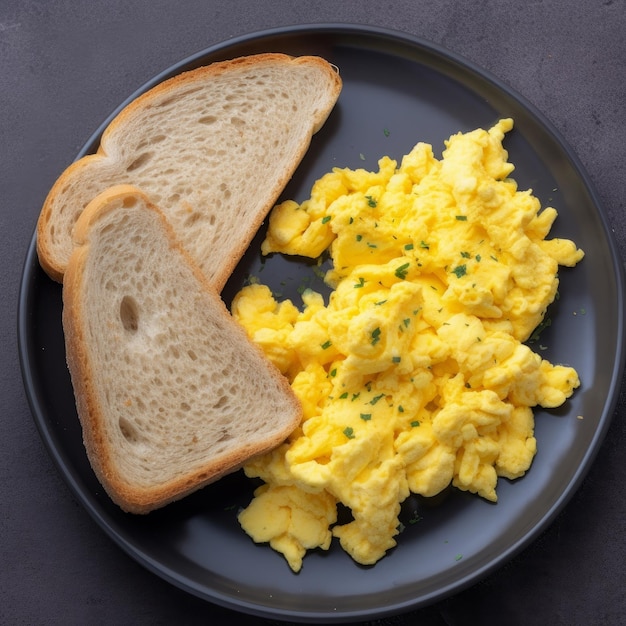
[{"x1": 17, "y1": 22, "x2": 626, "y2": 623}]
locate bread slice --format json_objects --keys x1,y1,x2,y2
[
  {"x1": 38, "y1": 53, "x2": 341, "y2": 285},
  {"x1": 62, "y1": 185, "x2": 302, "y2": 514}
]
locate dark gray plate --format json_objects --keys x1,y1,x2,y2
[{"x1": 18, "y1": 24, "x2": 625, "y2": 623}]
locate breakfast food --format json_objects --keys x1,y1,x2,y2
[
  {"x1": 37, "y1": 53, "x2": 342, "y2": 287},
  {"x1": 232, "y1": 118, "x2": 584, "y2": 571},
  {"x1": 62, "y1": 185, "x2": 302, "y2": 514}
]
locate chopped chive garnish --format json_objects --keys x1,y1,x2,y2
[
  {"x1": 370, "y1": 393, "x2": 384, "y2": 405},
  {"x1": 395, "y1": 262, "x2": 410, "y2": 280},
  {"x1": 451, "y1": 264, "x2": 467, "y2": 278},
  {"x1": 371, "y1": 327, "x2": 381, "y2": 345}
]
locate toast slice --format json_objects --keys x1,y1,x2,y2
[
  {"x1": 38, "y1": 53, "x2": 341, "y2": 285},
  {"x1": 62, "y1": 185, "x2": 302, "y2": 514}
]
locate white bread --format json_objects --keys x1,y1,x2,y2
[
  {"x1": 62, "y1": 185, "x2": 302, "y2": 514},
  {"x1": 38, "y1": 53, "x2": 341, "y2": 285}
]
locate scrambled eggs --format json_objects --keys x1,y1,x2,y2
[{"x1": 232, "y1": 118, "x2": 584, "y2": 572}]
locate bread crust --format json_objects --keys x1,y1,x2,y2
[
  {"x1": 63, "y1": 185, "x2": 302, "y2": 514},
  {"x1": 37, "y1": 53, "x2": 342, "y2": 285}
]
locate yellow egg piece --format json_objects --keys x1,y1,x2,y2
[{"x1": 232, "y1": 119, "x2": 583, "y2": 571}]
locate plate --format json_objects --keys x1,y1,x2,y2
[{"x1": 18, "y1": 24, "x2": 625, "y2": 623}]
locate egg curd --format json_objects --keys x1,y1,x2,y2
[{"x1": 231, "y1": 118, "x2": 584, "y2": 572}]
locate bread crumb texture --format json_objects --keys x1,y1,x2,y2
[
  {"x1": 63, "y1": 188, "x2": 301, "y2": 512},
  {"x1": 38, "y1": 55, "x2": 342, "y2": 286}
]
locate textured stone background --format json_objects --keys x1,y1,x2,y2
[{"x1": 2, "y1": 2, "x2": 624, "y2": 624}]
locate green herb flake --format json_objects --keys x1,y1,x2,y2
[
  {"x1": 365, "y1": 195, "x2": 377, "y2": 207},
  {"x1": 455, "y1": 554, "x2": 463, "y2": 562},
  {"x1": 359, "y1": 153, "x2": 366, "y2": 161},
  {"x1": 349, "y1": 216, "x2": 354, "y2": 224},
  {"x1": 356, "y1": 234, "x2": 363, "y2": 242},
  {"x1": 455, "y1": 215, "x2": 468, "y2": 221},
  {"x1": 339, "y1": 392, "x2": 349, "y2": 399},
  {"x1": 392, "y1": 356, "x2": 401, "y2": 363},
  {"x1": 529, "y1": 317, "x2": 552, "y2": 343},
  {"x1": 370, "y1": 393, "x2": 385, "y2": 405},
  {"x1": 461, "y1": 251, "x2": 471, "y2": 259},
  {"x1": 351, "y1": 392, "x2": 361, "y2": 401},
  {"x1": 398, "y1": 405, "x2": 405, "y2": 413},
  {"x1": 403, "y1": 318, "x2": 411, "y2": 328},
  {"x1": 321, "y1": 215, "x2": 331, "y2": 224},
  {"x1": 475, "y1": 254, "x2": 482, "y2": 262},
  {"x1": 360, "y1": 413, "x2": 372, "y2": 421},
  {"x1": 411, "y1": 420, "x2": 420, "y2": 427},
  {"x1": 354, "y1": 276, "x2": 366, "y2": 288},
  {"x1": 312, "y1": 266, "x2": 325, "y2": 280},
  {"x1": 420, "y1": 240, "x2": 430, "y2": 249},
  {"x1": 404, "y1": 243, "x2": 414, "y2": 251},
  {"x1": 371, "y1": 327, "x2": 382, "y2": 345},
  {"x1": 321, "y1": 340, "x2": 332, "y2": 350},
  {"x1": 383, "y1": 128, "x2": 390, "y2": 137},
  {"x1": 367, "y1": 242, "x2": 378, "y2": 248},
  {"x1": 329, "y1": 368, "x2": 337, "y2": 377},
  {"x1": 395, "y1": 262, "x2": 411, "y2": 280},
  {"x1": 375, "y1": 299, "x2": 387, "y2": 306},
  {"x1": 451, "y1": 264, "x2": 467, "y2": 278},
  {"x1": 343, "y1": 426, "x2": 355, "y2": 439}
]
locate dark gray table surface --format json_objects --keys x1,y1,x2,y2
[{"x1": 2, "y1": 1, "x2": 625, "y2": 624}]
